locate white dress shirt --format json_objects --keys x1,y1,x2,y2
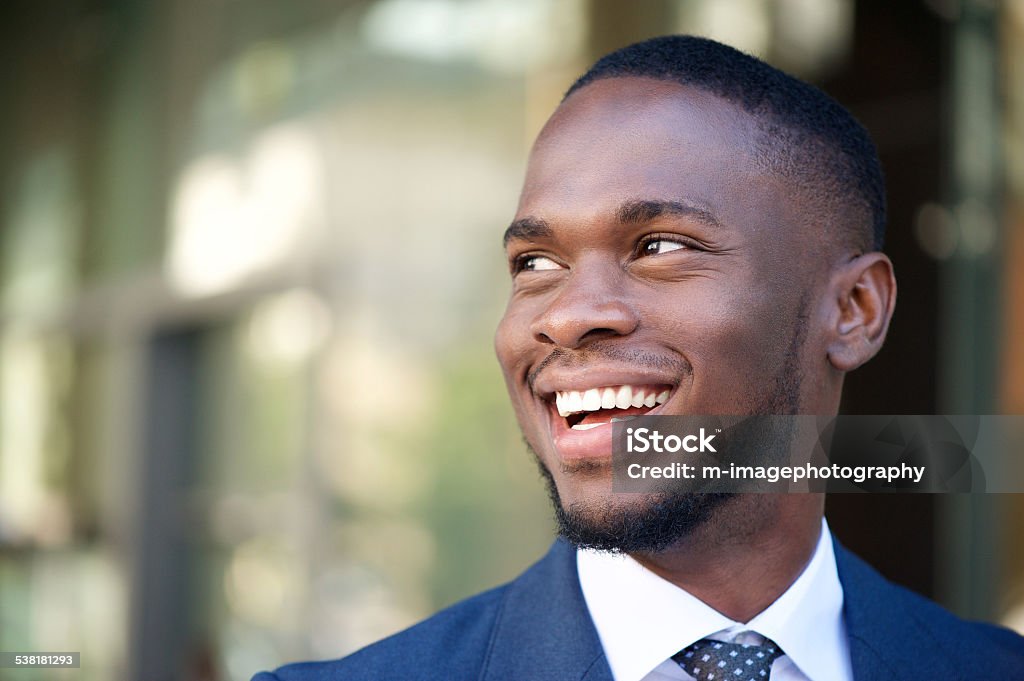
[{"x1": 577, "y1": 518, "x2": 853, "y2": 681}]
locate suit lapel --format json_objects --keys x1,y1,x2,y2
[
  {"x1": 481, "y1": 539, "x2": 614, "y2": 681},
  {"x1": 834, "y1": 539, "x2": 957, "y2": 681}
]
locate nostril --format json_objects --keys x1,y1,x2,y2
[
  {"x1": 579, "y1": 328, "x2": 624, "y2": 344},
  {"x1": 533, "y1": 329, "x2": 557, "y2": 345}
]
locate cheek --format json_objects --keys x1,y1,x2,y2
[
  {"x1": 648, "y1": 284, "x2": 795, "y2": 402},
  {"x1": 650, "y1": 279, "x2": 766, "y2": 342},
  {"x1": 494, "y1": 300, "x2": 540, "y2": 396}
]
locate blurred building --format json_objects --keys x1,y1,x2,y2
[{"x1": 0, "y1": 1, "x2": 1022, "y2": 679}]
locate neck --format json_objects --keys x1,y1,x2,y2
[{"x1": 629, "y1": 494, "x2": 824, "y2": 623}]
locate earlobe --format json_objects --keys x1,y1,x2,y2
[{"x1": 826, "y1": 253, "x2": 897, "y2": 372}]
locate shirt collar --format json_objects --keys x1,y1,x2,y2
[{"x1": 577, "y1": 518, "x2": 850, "y2": 681}]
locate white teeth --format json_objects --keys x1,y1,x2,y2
[
  {"x1": 555, "y1": 390, "x2": 586, "y2": 417},
  {"x1": 571, "y1": 422, "x2": 604, "y2": 431},
  {"x1": 553, "y1": 385, "x2": 671, "y2": 416},
  {"x1": 581, "y1": 388, "x2": 601, "y2": 411},
  {"x1": 601, "y1": 388, "x2": 616, "y2": 409},
  {"x1": 610, "y1": 416, "x2": 638, "y2": 423}
]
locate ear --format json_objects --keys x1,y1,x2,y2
[{"x1": 826, "y1": 252, "x2": 896, "y2": 372}]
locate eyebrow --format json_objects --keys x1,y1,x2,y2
[
  {"x1": 616, "y1": 198, "x2": 723, "y2": 229},
  {"x1": 502, "y1": 198, "x2": 722, "y2": 247},
  {"x1": 503, "y1": 216, "x2": 552, "y2": 246}
]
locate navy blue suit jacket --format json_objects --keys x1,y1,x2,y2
[{"x1": 253, "y1": 537, "x2": 1024, "y2": 680}]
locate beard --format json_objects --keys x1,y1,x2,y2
[
  {"x1": 530, "y1": 295, "x2": 810, "y2": 554},
  {"x1": 535, "y1": 452, "x2": 734, "y2": 553}
]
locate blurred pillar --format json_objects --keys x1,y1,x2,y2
[
  {"x1": 127, "y1": 329, "x2": 201, "y2": 681},
  {"x1": 1000, "y1": 0, "x2": 1024, "y2": 629},
  {"x1": 936, "y1": 0, "x2": 1005, "y2": 622}
]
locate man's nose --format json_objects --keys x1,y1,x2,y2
[{"x1": 529, "y1": 264, "x2": 639, "y2": 349}]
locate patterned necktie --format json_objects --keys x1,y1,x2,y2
[{"x1": 672, "y1": 638, "x2": 784, "y2": 681}]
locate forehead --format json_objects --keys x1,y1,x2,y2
[{"x1": 516, "y1": 77, "x2": 784, "y2": 235}]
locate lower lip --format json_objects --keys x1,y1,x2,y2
[
  {"x1": 547, "y1": 400, "x2": 670, "y2": 462},
  {"x1": 551, "y1": 417, "x2": 616, "y2": 462}
]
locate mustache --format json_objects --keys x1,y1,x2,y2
[{"x1": 526, "y1": 343, "x2": 693, "y2": 393}]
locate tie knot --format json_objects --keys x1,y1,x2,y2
[{"x1": 673, "y1": 638, "x2": 784, "y2": 681}]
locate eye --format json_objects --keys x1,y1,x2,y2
[
  {"x1": 513, "y1": 254, "x2": 564, "y2": 273},
  {"x1": 640, "y1": 237, "x2": 689, "y2": 256}
]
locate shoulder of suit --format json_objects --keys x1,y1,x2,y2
[
  {"x1": 834, "y1": 538, "x2": 1024, "y2": 676},
  {"x1": 886, "y1": 577, "x2": 1024, "y2": 661},
  {"x1": 842, "y1": 544, "x2": 1024, "y2": 668},
  {"x1": 258, "y1": 582, "x2": 511, "y2": 681}
]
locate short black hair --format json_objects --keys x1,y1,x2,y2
[{"x1": 566, "y1": 35, "x2": 886, "y2": 252}]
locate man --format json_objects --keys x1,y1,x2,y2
[{"x1": 254, "y1": 36, "x2": 1024, "y2": 680}]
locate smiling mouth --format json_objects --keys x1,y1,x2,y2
[{"x1": 553, "y1": 384, "x2": 672, "y2": 430}]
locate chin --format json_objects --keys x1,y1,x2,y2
[
  {"x1": 559, "y1": 492, "x2": 734, "y2": 554},
  {"x1": 535, "y1": 450, "x2": 733, "y2": 553}
]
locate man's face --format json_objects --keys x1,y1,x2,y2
[{"x1": 495, "y1": 77, "x2": 827, "y2": 548}]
